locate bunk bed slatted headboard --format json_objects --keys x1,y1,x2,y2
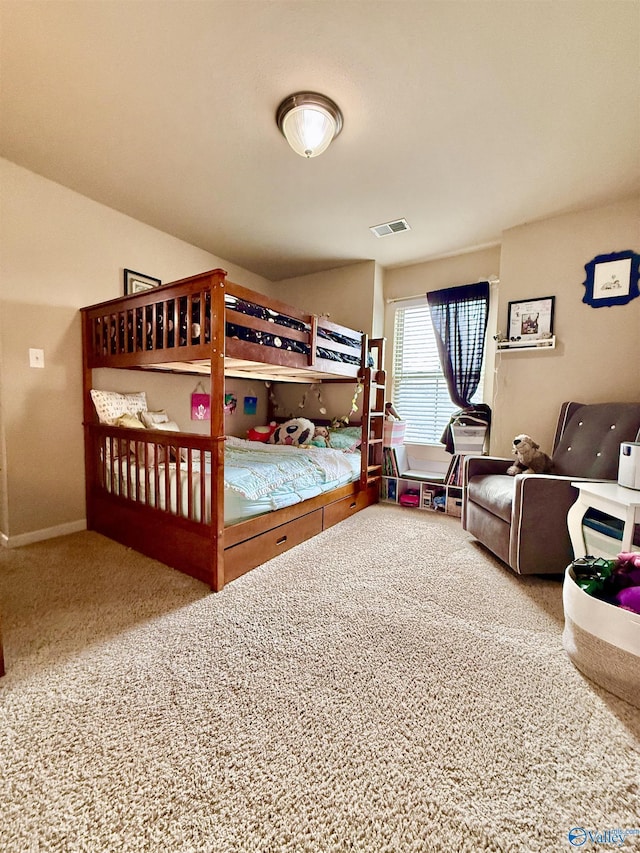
[
  {"x1": 81, "y1": 269, "x2": 365, "y2": 380},
  {"x1": 83, "y1": 269, "x2": 227, "y2": 370}
]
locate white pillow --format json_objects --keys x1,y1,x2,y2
[
  {"x1": 141, "y1": 410, "x2": 170, "y2": 428},
  {"x1": 90, "y1": 390, "x2": 148, "y2": 424},
  {"x1": 154, "y1": 420, "x2": 186, "y2": 462}
]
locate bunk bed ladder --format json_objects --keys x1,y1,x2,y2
[{"x1": 359, "y1": 336, "x2": 386, "y2": 490}]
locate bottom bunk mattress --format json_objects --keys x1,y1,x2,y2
[{"x1": 103, "y1": 436, "x2": 361, "y2": 525}]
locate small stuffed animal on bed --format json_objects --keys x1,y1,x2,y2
[
  {"x1": 269, "y1": 417, "x2": 315, "y2": 446},
  {"x1": 309, "y1": 425, "x2": 331, "y2": 447},
  {"x1": 506, "y1": 434, "x2": 553, "y2": 475}
]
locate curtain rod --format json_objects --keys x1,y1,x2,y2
[{"x1": 386, "y1": 277, "x2": 500, "y2": 305}]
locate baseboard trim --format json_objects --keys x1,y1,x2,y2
[{"x1": 1, "y1": 519, "x2": 87, "y2": 549}]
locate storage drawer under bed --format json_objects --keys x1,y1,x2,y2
[
  {"x1": 323, "y1": 485, "x2": 378, "y2": 529},
  {"x1": 224, "y1": 509, "x2": 323, "y2": 583}
]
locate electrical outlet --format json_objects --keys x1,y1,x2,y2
[{"x1": 29, "y1": 348, "x2": 45, "y2": 368}]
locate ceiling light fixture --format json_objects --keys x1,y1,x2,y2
[{"x1": 276, "y1": 92, "x2": 343, "y2": 158}]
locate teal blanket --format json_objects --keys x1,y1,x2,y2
[{"x1": 223, "y1": 437, "x2": 355, "y2": 500}]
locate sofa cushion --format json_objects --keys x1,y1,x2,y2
[
  {"x1": 553, "y1": 403, "x2": 640, "y2": 478},
  {"x1": 468, "y1": 474, "x2": 514, "y2": 523}
]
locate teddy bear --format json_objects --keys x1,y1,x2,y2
[
  {"x1": 309, "y1": 425, "x2": 331, "y2": 447},
  {"x1": 269, "y1": 417, "x2": 315, "y2": 447},
  {"x1": 506, "y1": 434, "x2": 554, "y2": 475}
]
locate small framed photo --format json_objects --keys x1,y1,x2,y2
[
  {"x1": 582, "y1": 250, "x2": 640, "y2": 308},
  {"x1": 124, "y1": 269, "x2": 161, "y2": 295},
  {"x1": 507, "y1": 296, "x2": 555, "y2": 342}
]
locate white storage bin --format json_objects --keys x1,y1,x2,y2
[{"x1": 451, "y1": 424, "x2": 486, "y2": 455}]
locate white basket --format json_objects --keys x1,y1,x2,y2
[
  {"x1": 451, "y1": 424, "x2": 486, "y2": 455},
  {"x1": 562, "y1": 566, "x2": 640, "y2": 708}
]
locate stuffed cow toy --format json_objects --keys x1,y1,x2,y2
[{"x1": 269, "y1": 417, "x2": 315, "y2": 447}]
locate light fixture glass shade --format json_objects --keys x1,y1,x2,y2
[{"x1": 276, "y1": 93, "x2": 343, "y2": 158}]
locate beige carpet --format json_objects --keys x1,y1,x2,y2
[{"x1": 0, "y1": 505, "x2": 639, "y2": 853}]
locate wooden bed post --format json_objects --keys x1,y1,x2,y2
[
  {"x1": 209, "y1": 270, "x2": 227, "y2": 592},
  {"x1": 81, "y1": 307, "x2": 97, "y2": 530}
]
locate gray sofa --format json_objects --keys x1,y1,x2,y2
[{"x1": 462, "y1": 401, "x2": 640, "y2": 575}]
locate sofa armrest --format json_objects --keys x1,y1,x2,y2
[
  {"x1": 463, "y1": 455, "x2": 512, "y2": 486},
  {"x1": 510, "y1": 474, "x2": 581, "y2": 573}
]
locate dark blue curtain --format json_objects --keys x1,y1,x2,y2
[
  {"x1": 426, "y1": 281, "x2": 490, "y2": 409},
  {"x1": 427, "y1": 281, "x2": 491, "y2": 452}
]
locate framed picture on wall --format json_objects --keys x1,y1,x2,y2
[
  {"x1": 124, "y1": 269, "x2": 161, "y2": 294},
  {"x1": 582, "y1": 250, "x2": 640, "y2": 308},
  {"x1": 507, "y1": 296, "x2": 555, "y2": 342}
]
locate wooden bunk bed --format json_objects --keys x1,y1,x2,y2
[{"x1": 81, "y1": 268, "x2": 386, "y2": 591}]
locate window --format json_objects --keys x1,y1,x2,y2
[{"x1": 392, "y1": 300, "x2": 485, "y2": 444}]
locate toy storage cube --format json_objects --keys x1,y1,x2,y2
[
  {"x1": 562, "y1": 565, "x2": 640, "y2": 709},
  {"x1": 446, "y1": 492, "x2": 463, "y2": 517}
]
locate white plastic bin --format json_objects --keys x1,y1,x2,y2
[{"x1": 451, "y1": 423, "x2": 487, "y2": 455}]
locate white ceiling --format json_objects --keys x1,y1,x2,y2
[{"x1": 1, "y1": 1, "x2": 639, "y2": 282}]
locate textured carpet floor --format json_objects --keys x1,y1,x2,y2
[{"x1": 0, "y1": 505, "x2": 639, "y2": 853}]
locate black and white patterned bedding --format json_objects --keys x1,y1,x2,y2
[{"x1": 101, "y1": 293, "x2": 363, "y2": 365}]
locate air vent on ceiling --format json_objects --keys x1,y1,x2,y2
[{"x1": 370, "y1": 218, "x2": 411, "y2": 238}]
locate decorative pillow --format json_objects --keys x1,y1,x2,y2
[
  {"x1": 269, "y1": 418, "x2": 315, "y2": 446},
  {"x1": 90, "y1": 389, "x2": 148, "y2": 424},
  {"x1": 137, "y1": 442, "x2": 165, "y2": 468},
  {"x1": 327, "y1": 426, "x2": 362, "y2": 452},
  {"x1": 107, "y1": 413, "x2": 145, "y2": 459},
  {"x1": 115, "y1": 413, "x2": 146, "y2": 430},
  {"x1": 132, "y1": 424, "x2": 179, "y2": 468},
  {"x1": 141, "y1": 410, "x2": 170, "y2": 428},
  {"x1": 154, "y1": 421, "x2": 188, "y2": 462}
]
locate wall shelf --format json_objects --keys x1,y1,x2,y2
[{"x1": 496, "y1": 335, "x2": 556, "y2": 351}]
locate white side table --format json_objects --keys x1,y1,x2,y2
[{"x1": 567, "y1": 481, "x2": 640, "y2": 558}]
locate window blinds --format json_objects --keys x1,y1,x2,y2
[{"x1": 392, "y1": 303, "x2": 484, "y2": 444}]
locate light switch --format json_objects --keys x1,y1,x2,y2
[{"x1": 29, "y1": 348, "x2": 45, "y2": 368}]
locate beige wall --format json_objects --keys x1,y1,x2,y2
[
  {"x1": 383, "y1": 198, "x2": 640, "y2": 462},
  {"x1": 93, "y1": 370, "x2": 269, "y2": 441},
  {"x1": 492, "y1": 196, "x2": 640, "y2": 456},
  {"x1": 383, "y1": 245, "x2": 502, "y2": 304},
  {"x1": 275, "y1": 261, "x2": 378, "y2": 336},
  {"x1": 273, "y1": 260, "x2": 384, "y2": 431},
  {"x1": 0, "y1": 158, "x2": 274, "y2": 543},
  {"x1": 383, "y1": 246, "x2": 502, "y2": 466}
]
